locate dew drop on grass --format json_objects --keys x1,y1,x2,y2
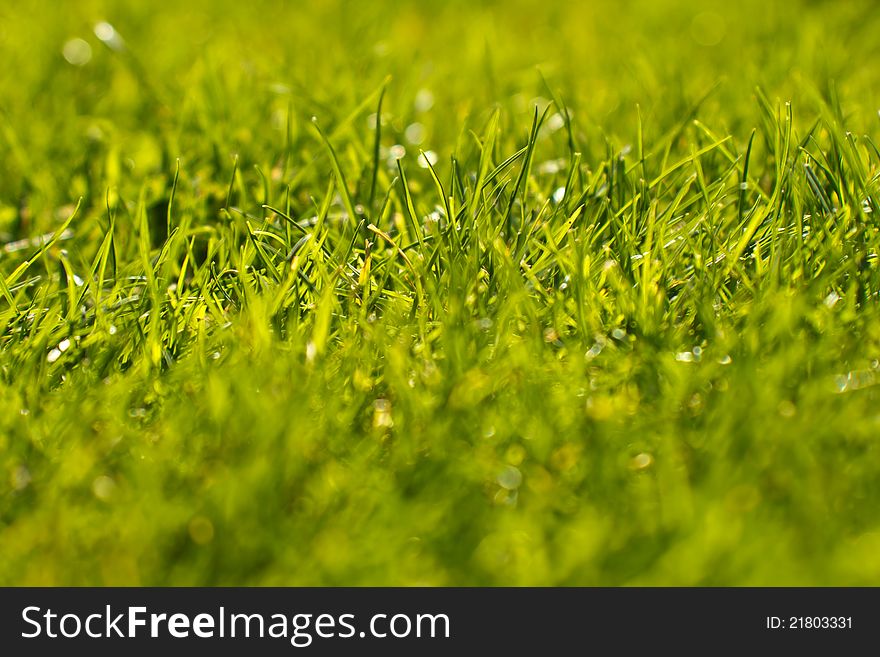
[
  {"x1": 94, "y1": 22, "x2": 115, "y2": 41},
  {"x1": 414, "y1": 89, "x2": 434, "y2": 113},
  {"x1": 47, "y1": 348, "x2": 62, "y2": 363},
  {"x1": 585, "y1": 341, "x2": 603, "y2": 360},
  {"x1": 92, "y1": 475, "x2": 116, "y2": 501},
  {"x1": 58, "y1": 338, "x2": 71, "y2": 352},
  {"x1": 552, "y1": 187, "x2": 566, "y2": 203},
  {"x1": 387, "y1": 144, "x2": 406, "y2": 167},
  {"x1": 62, "y1": 38, "x2": 91, "y2": 66},
  {"x1": 417, "y1": 150, "x2": 438, "y2": 168},
  {"x1": 632, "y1": 453, "x2": 653, "y2": 470},
  {"x1": 12, "y1": 466, "x2": 31, "y2": 491},
  {"x1": 405, "y1": 122, "x2": 425, "y2": 145},
  {"x1": 373, "y1": 398, "x2": 394, "y2": 429},
  {"x1": 546, "y1": 112, "x2": 566, "y2": 132},
  {"x1": 94, "y1": 22, "x2": 124, "y2": 51},
  {"x1": 833, "y1": 369, "x2": 877, "y2": 394},
  {"x1": 497, "y1": 465, "x2": 522, "y2": 490},
  {"x1": 389, "y1": 144, "x2": 406, "y2": 160}
]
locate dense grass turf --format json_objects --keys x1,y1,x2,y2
[{"x1": 2, "y1": 0, "x2": 880, "y2": 585}]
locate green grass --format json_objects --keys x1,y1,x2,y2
[{"x1": 2, "y1": 0, "x2": 880, "y2": 585}]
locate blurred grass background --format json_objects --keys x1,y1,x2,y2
[{"x1": 2, "y1": 0, "x2": 878, "y2": 226}]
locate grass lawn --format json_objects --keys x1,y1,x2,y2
[{"x1": 2, "y1": 0, "x2": 880, "y2": 585}]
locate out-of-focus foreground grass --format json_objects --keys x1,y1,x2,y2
[{"x1": 1, "y1": 0, "x2": 880, "y2": 585}]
